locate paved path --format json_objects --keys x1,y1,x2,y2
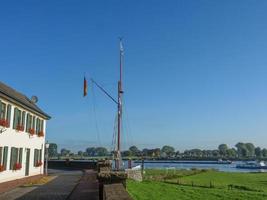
[
  {"x1": 68, "y1": 170, "x2": 99, "y2": 200},
  {"x1": 0, "y1": 170, "x2": 82, "y2": 200}
]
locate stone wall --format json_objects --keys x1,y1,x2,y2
[
  {"x1": 103, "y1": 183, "x2": 133, "y2": 200},
  {"x1": 48, "y1": 160, "x2": 97, "y2": 170},
  {"x1": 125, "y1": 169, "x2": 142, "y2": 182}
]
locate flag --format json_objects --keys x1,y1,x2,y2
[{"x1": 83, "y1": 76, "x2": 87, "y2": 97}]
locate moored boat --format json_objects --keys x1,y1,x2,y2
[{"x1": 236, "y1": 161, "x2": 267, "y2": 169}]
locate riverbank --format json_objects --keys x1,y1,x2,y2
[{"x1": 127, "y1": 169, "x2": 267, "y2": 200}]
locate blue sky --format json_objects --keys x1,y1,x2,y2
[{"x1": 1, "y1": 1, "x2": 267, "y2": 152}]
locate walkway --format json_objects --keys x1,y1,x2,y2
[
  {"x1": 68, "y1": 170, "x2": 99, "y2": 200},
  {"x1": 0, "y1": 170, "x2": 82, "y2": 200}
]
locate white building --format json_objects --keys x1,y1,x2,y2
[{"x1": 0, "y1": 81, "x2": 50, "y2": 183}]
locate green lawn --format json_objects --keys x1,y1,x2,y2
[{"x1": 127, "y1": 169, "x2": 267, "y2": 200}]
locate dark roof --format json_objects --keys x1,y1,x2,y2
[{"x1": 0, "y1": 81, "x2": 51, "y2": 119}]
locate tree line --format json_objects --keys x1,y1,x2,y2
[{"x1": 48, "y1": 142, "x2": 267, "y2": 160}]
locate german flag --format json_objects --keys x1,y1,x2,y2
[{"x1": 83, "y1": 76, "x2": 87, "y2": 97}]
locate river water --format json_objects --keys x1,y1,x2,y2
[{"x1": 128, "y1": 160, "x2": 267, "y2": 173}]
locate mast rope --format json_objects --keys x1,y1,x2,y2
[{"x1": 91, "y1": 81, "x2": 102, "y2": 146}]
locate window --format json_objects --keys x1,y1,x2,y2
[
  {"x1": 13, "y1": 108, "x2": 25, "y2": 131},
  {"x1": 0, "y1": 102, "x2": 6, "y2": 119},
  {"x1": 34, "y1": 149, "x2": 42, "y2": 167},
  {"x1": 36, "y1": 118, "x2": 44, "y2": 137},
  {"x1": 10, "y1": 147, "x2": 23, "y2": 170},
  {"x1": 26, "y1": 114, "x2": 35, "y2": 134},
  {"x1": 0, "y1": 146, "x2": 8, "y2": 172},
  {"x1": 0, "y1": 100, "x2": 11, "y2": 128}
]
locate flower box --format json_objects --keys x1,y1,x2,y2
[
  {"x1": 0, "y1": 119, "x2": 9, "y2": 128},
  {"x1": 38, "y1": 131, "x2": 44, "y2": 137},
  {"x1": 36, "y1": 161, "x2": 43, "y2": 167},
  {"x1": 16, "y1": 124, "x2": 24, "y2": 132},
  {"x1": 29, "y1": 128, "x2": 35, "y2": 136},
  {"x1": 0, "y1": 165, "x2": 5, "y2": 172},
  {"x1": 13, "y1": 163, "x2": 22, "y2": 170}
]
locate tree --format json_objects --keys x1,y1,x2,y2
[
  {"x1": 255, "y1": 147, "x2": 262, "y2": 158},
  {"x1": 78, "y1": 151, "x2": 83, "y2": 156},
  {"x1": 262, "y1": 149, "x2": 267, "y2": 157},
  {"x1": 48, "y1": 143, "x2": 58, "y2": 157},
  {"x1": 235, "y1": 143, "x2": 248, "y2": 158},
  {"x1": 61, "y1": 148, "x2": 70, "y2": 156},
  {"x1": 86, "y1": 147, "x2": 96, "y2": 156},
  {"x1": 122, "y1": 150, "x2": 132, "y2": 157},
  {"x1": 95, "y1": 147, "x2": 108, "y2": 156},
  {"x1": 226, "y1": 148, "x2": 237, "y2": 158},
  {"x1": 129, "y1": 146, "x2": 140, "y2": 156},
  {"x1": 245, "y1": 143, "x2": 255, "y2": 157},
  {"x1": 212, "y1": 150, "x2": 220, "y2": 157},
  {"x1": 161, "y1": 145, "x2": 175, "y2": 157},
  {"x1": 218, "y1": 144, "x2": 228, "y2": 156}
]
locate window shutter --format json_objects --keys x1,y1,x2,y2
[
  {"x1": 19, "y1": 148, "x2": 23, "y2": 164},
  {"x1": 10, "y1": 147, "x2": 15, "y2": 170},
  {"x1": 34, "y1": 149, "x2": 37, "y2": 166},
  {"x1": 0, "y1": 147, "x2": 2, "y2": 164},
  {"x1": 33, "y1": 116, "x2": 36, "y2": 131},
  {"x1": 3, "y1": 147, "x2": 8, "y2": 170},
  {"x1": 39, "y1": 149, "x2": 42, "y2": 161},
  {"x1": 7, "y1": 105, "x2": 11, "y2": 127},
  {"x1": 36, "y1": 119, "x2": 39, "y2": 134},
  {"x1": 15, "y1": 148, "x2": 18, "y2": 163},
  {"x1": 26, "y1": 114, "x2": 29, "y2": 132},
  {"x1": 41, "y1": 120, "x2": 44, "y2": 133},
  {"x1": 13, "y1": 108, "x2": 17, "y2": 129},
  {"x1": 22, "y1": 111, "x2": 26, "y2": 131}
]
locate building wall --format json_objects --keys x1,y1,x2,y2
[{"x1": 0, "y1": 98, "x2": 47, "y2": 183}]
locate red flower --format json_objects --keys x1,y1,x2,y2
[
  {"x1": 0, "y1": 119, "x2": 9, "y2": 128},
  {"x1": 36, "y1": 161, "x2": 43, "y2": 167},
  {"x1": 38, "y1": 131, "x2": 44, "y2": 137},
  {"x1": 13, "y1": 163, "x2": 22, "y2": 170},
  {"x1": 0, "y1": 165, "x2": 5, "y2": 172},
  {"x1": 29, "y1": 128, "x2": 35, "y2": 135},
  {"x1": 16, "y1": 124, "x2": 24, "y2": 132}
]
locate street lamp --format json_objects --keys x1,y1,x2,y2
[{"x1": 45, "y1": 141, "x2": 50, "y2": 176}]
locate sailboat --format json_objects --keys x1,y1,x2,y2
[{"x1": 84, "y1": 39, "x2": 124, "y2": 170}]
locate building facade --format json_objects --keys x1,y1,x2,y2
[{"x1": 0, "y1": 82, "x2": 50, "y2": 183}]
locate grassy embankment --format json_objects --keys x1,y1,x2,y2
[{"x1": 127, "y1": 169, "x2": 267, "y2": 200}]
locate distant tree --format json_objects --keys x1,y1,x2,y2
[
  {"x1": 122, "y1": 150, "x2": 132, "y2": 157},
  {"x1": 245, "y1": 143, "x2": 255, "y2": 157},
  {"x1": 78, "y1": 151, "x2": 83, "y2": 156},
  {"x1": 61, "y1": 148, "x2": 70, "y2": 156},
  {"x1": 129, "y1": 146, "x2": 140, "y2": 156},
  {"x1": 226, "y1": 148, "x2": 237, "y2": 158},
  {"x1": 161, "y1": 145, "x2": 175, "y2": 157},
  {"x1": 48, "y1": 143, "x2": 58, "y2": 157},
  {"x1": 212, "y1": 150, "x2": 220, "y2": 157},
  {"x1": 142, "y1": 148, "x2": 149, "y2": 157},
  {"x1": 235, "y1": 143, "x2": 248, "y2": 158},
  {"x1": 86, "y1": 147, "x2": 96, "y2": 156},
  {"x1": 218, "y1": 144, "x2": 228, "y2": 156},
  {"x1": 190, "y1": 149, "x2": 202, "y2": 157},
  {"x1": 262, "y1": 149, "x2": 267, "y2": 157},
  {"x1": 255, "y1": 147, "x2": 262, "y2": 158},
  {"x1": 95, "y1": 147, "x2": 108, "y2": 156}
]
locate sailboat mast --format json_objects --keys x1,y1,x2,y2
[{"x1": 116, "y1": 38, "x2": 123, "y2": 170}]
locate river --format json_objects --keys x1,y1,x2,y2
[{"x1": 128, "y1": 160, "x2": 267, "y2": 173}]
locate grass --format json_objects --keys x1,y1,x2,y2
[{"x1": 127, "y1": 169, "x2": 267, "y2": 200}]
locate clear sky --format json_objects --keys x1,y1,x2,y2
[{"x1": 1, "y1": 0, "x2": 267, "y2": 152}]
